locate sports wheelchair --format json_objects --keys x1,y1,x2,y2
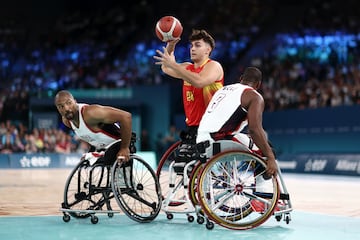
[
  {"x1": 60, "y1": 133, "x2": 162, "y2": 224},
  {"x1": 157, "y1": 135, "x2": 292, "y2": 230}
]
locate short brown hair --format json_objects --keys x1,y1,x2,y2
[{"x1": 189, "y1": 29, "x2": 215, "y2": 51}]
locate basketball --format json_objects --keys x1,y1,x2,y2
[{"x1": 155, "y1": 16, "x2": 183, "y2": 42}]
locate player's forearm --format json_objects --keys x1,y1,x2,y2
[
  {"x1": 171, "y1": 64, "x2": 206, "y2": 88},
  {"x1": 165, "y1": 42, "x2": 176, "y2": 54},
  {"x1": 249, "y1": 128, "x2": 275, "y2": 160}
]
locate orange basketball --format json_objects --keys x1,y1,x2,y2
[{"x1": 155, "y1": 16, "x2": 183, "y2": 42}]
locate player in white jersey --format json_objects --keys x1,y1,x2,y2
[
  {"x1": 197, "y1": 67, "x2": 278, "y2": 178},
  {"x1": 55, "y1": 90, "x2": 132, "y2": 164}
]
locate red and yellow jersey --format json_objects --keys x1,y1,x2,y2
[{"x1": 183, "y1": 59, "x2": 224, "y2": 126}]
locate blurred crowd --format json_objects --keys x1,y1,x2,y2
[
  {"x1": 0, "y1": 120, "x2": 89, "y2": 154},
  {"x1": 1, "y1": 0, "x2": 360, "y2": 153},
  {"x1": 252, "y1": 0, "x2": 360, "y2": 111},
  {"x1": 253, "y1": 33, "x2": 360, "y2": 111}
]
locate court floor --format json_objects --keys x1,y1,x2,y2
[
  {"x1": 0, "y1": 211, "x2": 359, "y2": 240},
  {"x1": 0, "y1": 170, "x2": 359, "y2": 240}
]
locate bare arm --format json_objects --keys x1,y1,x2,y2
[
  {"x1": 243, "y1": 90, "x2": 277, "y2": 177},
  {"x1": 154, "y1": 47, "x2": 223, "y2": 88},
  {"x1": 85, "y1": 105, "x2": 132, "y2": 162},
  {"x1": 164, "y1": 39, "x2": 179, "y2": 54}
]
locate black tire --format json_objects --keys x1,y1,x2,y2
[
  {"x1": 63, "y1": 160, "x2": 111, "y2": 218},
  {"x1": 62, "y1": 214, "x2": 71, "y2": 222},
  {"x1": 197, "y1": 150, "x2": 280, "y2": 230},
  {"x1": 156, "y1": 141, "x2": 185, "y2": 207},
  {"x1": 62, "y1": 160, "x2": 93, "y2": 218},
  {"x1": 112, "y1": 155, "x2": 162, "y2": 223}
]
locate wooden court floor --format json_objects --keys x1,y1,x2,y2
[{"x1": 0, "y1": 169, "x2": 359, "y2": 218}]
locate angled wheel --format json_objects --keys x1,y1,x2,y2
[
  {"x1": 190, "y1": 158, "x2": 252, "y2": 223},
  {"x1": 112, "y1": 155, "x2": 162, "y2": 222},
  {"x1": 62, "y1": 160, "x2": 95, "y2": 218},
  {"x1": 188, "y1": 161, "x2": 204, "y2": 206},
  {"x1": 156, "y1": 141, "x2": 185, "y2": 207},
  {"x1": 197, "y1": 150, "x2": 280, "y2": 230}
]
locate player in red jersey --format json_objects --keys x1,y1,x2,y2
[{"x1": 154, "y1": 29, "x2": 224, "y2": 140}]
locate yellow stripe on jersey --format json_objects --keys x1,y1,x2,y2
[{"x1": 203, "y1": 81, "x2": 223, "y2": 106}]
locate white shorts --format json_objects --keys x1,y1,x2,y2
[{"x1": 197, "y1": 131, "x2": 259, "y2": 151}]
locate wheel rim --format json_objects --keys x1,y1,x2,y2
[
  {"x1": 197, "y1": 150, "x2": 279, "y2": 230},
  {"x1": 112, "y1": 156, "x2": 162, "y2": 222}
]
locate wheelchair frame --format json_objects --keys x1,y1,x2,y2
[
  {"x1": 60, "y1": 134, "x2": 162, "y2": 224},
  {"x1": 156, "y1": 139, "x2": 293, "y2": 230}
]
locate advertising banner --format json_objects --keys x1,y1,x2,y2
[
  {"x1": 278, "y1": 153, "x2": 360, "y2": 176},
  {"x1": 2, "y1": 152, "x2": 360, "y2": 176},
  {"x1": 0, "y1": 154, "x2": 9, "y2": 168},
  {"x1": 9, "y1": 153, "x2": 59, "y2": 168}
]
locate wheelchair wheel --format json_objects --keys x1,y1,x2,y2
[
  {"x1": 197, "y1": 150, "x2": 280, "y2": 230},
  {"x1": 188, "y1": 161, "x2": 203, "y2": 206},
  {"x1": 189, "y1": 161, "x2": 251, "y2": 222},
  {"x1": 62, "y1": 160, "x2": 110, "y2": 218},
  {"x1": 156, "y1": 141, "x2": 186, "y2": 207},
  {"x1": 112, "y1": 155, "x2": 162, "y2": 223}
]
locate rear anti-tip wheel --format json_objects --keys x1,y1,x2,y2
[
  {"x1": 166, "y1": 213, "x2": 174, "y2": 220},
  {"x1": 187, "y1": 215, "x2": 194, "y2": 222},
  {"x1": 197, "y1": 216, "x2": 205, "y2": 224},
  {"x1": 206, "y1": 220, "x2": 214, "y2": 230},
  {"x1": 62, "y1": 214, "x2": 70, "y2": 222},
  {"x1": 91, "y1": 215, "x2": 99, "y2": 224},
  {"x1": 285, "y1": 215, "x2": 291, "y2": 224}
]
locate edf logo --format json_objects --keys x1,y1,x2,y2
[{"x1": 20, "y1": 156, "x2": 51, "y2": 168}]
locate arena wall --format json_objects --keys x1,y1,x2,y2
[
  {"x1": 0, "y1": 151, "x2": 157, "y2": 170},
  {"x1": 263, "y1": 105, "x2": 360, "y2": 155},
  {"x1": 0, "y1": 152, "x2": 359, "y2": 176}
]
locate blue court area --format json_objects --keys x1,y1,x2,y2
[{"x1": 0, "y1": 211, "x2": 359, "y2": 240}]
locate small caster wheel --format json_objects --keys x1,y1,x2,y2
[
  {"x1": 91, "y1": 215, "x2": 99, "y2": 224},
  {"x1": 187, "y1": 215, "x2": 194, "y2": 222},
  {"x1": 197, "y1": 216, "x2": 205, "y2": 224},
  {"x1": 275, "y1": 215, "x2": 282, "y2": 222},
  {"x1": 166, "y1": 213, "x2": 173, "y2": 220},
  {"x1": 108, "y1": 213, "x2": 114, "y2": 218},
  {"x1": 63, "y1": 214, "x2": 70, "y2": 222},
  {"x1": 285, "y1": 215, "x2": 290, "y2": 224},
  {"x1": 206, "y1": 221, "x2": 214, "y2": 230}
]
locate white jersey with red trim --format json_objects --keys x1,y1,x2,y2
[
  {"x1": 69, "y1": 104, "x2": 121, "y2": 150},
  {"x1": 197, "y1": 83, "x2": 253, "y2": 143}
]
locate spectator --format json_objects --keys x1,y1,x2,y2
[
  {"x1": 55, "y1": 131, "x2": 71, "y2": 154},
  {"x1": 162, "y1": 125, "x2": 179, "y2": 150},
  {"x1": 25, "y1": 134, "x2": 38, "y2": 153},
  {"x1": 140, "y1": 129, "x2": 151, "y2": 151},
  {"x1": 1, "y1": 130, "x2": 15, "y2": 154}
]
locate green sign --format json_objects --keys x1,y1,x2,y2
[{"x1": 69, "y1": 89, "x2": 133, "y2": 99}]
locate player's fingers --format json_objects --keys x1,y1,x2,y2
[
  {"x1": 117, "y1": 156, "x2": 125, "y2": 163},
  {"x1": 155, "y1": 49, "x2": 164, "y2": 56}
]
